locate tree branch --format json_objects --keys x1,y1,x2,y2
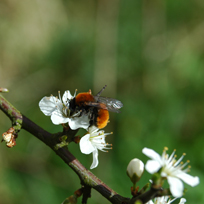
[
  {"x1": 0, "y1": 93, "x2": 130, "y2": 204},
  {"x1": 0, "y1": 92, "x2": 169, "y2": 203},
  {"x1": 23, "y1": 115, "x2": 130, "y2": 203}
]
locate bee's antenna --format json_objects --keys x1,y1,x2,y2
[{"x1": 96, "y1": 85, "x2": 107, "y2": 97}]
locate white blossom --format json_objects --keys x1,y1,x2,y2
[
  {"x1": 142, "y1": 147, "x2": 199, "y2": 197},
  {"x1": 79, "y1": 126, "x2": 112, "y2": 169},
  {"x1": 39, "y1": 90, "x2": 90, "y2": 130},
  {"x1": 146, "y1": 196, "x2": 186, "y2": 204}
]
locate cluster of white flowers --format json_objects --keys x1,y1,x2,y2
[
  {"x1": 39, "y1": 90, "x2": 112, "y2": 169},
  {"x1": 126, "y1": 147, "x2": 199, "y2": 202}
]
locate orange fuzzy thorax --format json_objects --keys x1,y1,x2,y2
[
  {"x1": 96, "y1": 109, "x2": 109, "y2": 129},
  {"x1": 75, "y1": 92, "x2": 95, "y2": 106}
]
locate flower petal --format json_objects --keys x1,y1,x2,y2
[
  {"x1": 167, "y1": 176, "x2": 184, "y2": 197},
  {"x1": 39, "y1": 96, "x2": 59, "y2": 116},
  {"x1": 145, "y1": 160, "x2": 161, "y2": 174},
  {"x1": 88, "y1": 125, "x2": 99, "y2": 134},
  {"x1": 51, "y1": 112, "x2": 70, "y2": 125},
  {"x1": 142, "y1": 148, "x2": 162, "y2": 163},
  {"x1": 90, "y1": 149, "x2": 99, "y2": 169},
  {"x1": 79, "y1": 134, "x2": 95, "y2": 154},
  {"x1": 69, "y1": 114, "x2": 90, "y2": 130},
  {"x1": 176, "y1": 171, "x2": 200, "y2": 187},
  {"x1": 62, "y1": 90, "x2": 73, "y2": 105}
]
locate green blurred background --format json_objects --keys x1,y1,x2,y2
[{"x1": 0, "y1": 0, "x2": 204, "y2": 203}]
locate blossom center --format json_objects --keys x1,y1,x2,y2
[
  {"x1": 161, "y1": 148, "x2": 190, "y2": 177},
  {"x1": 89, "y1": 131, "x2": 112, "y2": 152}
]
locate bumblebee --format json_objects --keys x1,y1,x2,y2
[{"x1": 69, "y1": 85, "x2": 123, "y2": 129}]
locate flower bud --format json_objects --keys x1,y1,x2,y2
[{"x1": 127, "y1": 158, "x2": 144, "y2": 184}]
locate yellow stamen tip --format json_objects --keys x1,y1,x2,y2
[{"x1": 183, "y1": 153, "x2": 186, "y2": 156}]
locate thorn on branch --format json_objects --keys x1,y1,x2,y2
[{"x1": 2, "y1": 127, "x2": 17, "y2": 148}]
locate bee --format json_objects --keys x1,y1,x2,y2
[{"x1": 69, "y1": 85, "x2": 123, "y2": 129}]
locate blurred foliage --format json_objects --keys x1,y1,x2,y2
[{"x1": 0, "y1": 0, "x2": 204, "y2": 203}]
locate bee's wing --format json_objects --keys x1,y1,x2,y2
[
  {"x1": 84, "y1": 101, "x2": 107, "y2": 109},
  {"x1": 94, "y1": 96, "x2": 123, "y2": 113}
]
